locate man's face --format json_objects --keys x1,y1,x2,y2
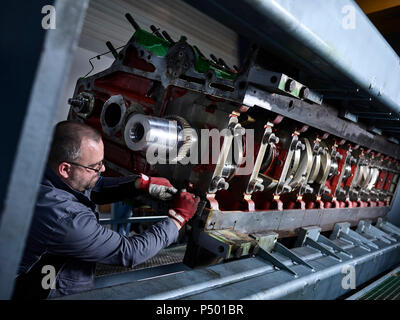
[{"x1": 66, "y1": 137, "x2": 106, "y2": 192}]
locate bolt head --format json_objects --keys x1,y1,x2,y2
[
  {"x1": 285, "y1": 79, "x2": 296, "y2": 92},
  {"x1": 300, "y1": 86, "x2": 309, "y2": 99}
]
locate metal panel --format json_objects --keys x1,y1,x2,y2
[{"x1": 0, "y1": 0, "x2": 88, "y2": 299}]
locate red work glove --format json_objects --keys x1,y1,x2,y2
[
  {"x1": 168, "y1": 191, "x2": 200, "y2": 227},
  {"x1": 137, "y1": 174, "x2": 178, "y2": 200}
]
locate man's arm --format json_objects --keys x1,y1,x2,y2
[
  {"x1": 50, "y1": 205, "x2": 179, "y2": 267},
  {"x1": 48, "y1": 192, "x2": 199, "y2": 267},
  {"x1": 90, "y1": 174, "x2": 178, "y2": 204},
  {"x1": 90, "y1": 175, "x2": 140, "y2": 205}
]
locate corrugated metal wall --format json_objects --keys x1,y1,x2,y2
[{"x1": 78, "y1": 0, "x2": 239, "y2": 68}]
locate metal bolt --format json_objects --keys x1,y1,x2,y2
[
  {"x1": 292, "y1": 141, "x2": 305, "y2": 151},
  {"x1": 304, "y1": 185, "x2": 314, "y2": 194},
  {"x1": 212, "y1": 177, "x2": 229, "y2": 191},
  {"x1": 254, "y1": 183, "x2": 264, "y2": 192},
  {"x1": 268, "y1": 133, "x2": 279, "y2": 144},
  {"x1": 335, "y1": 152, "x2": 343, "y2": 160},
  {"x1": 313, "y1": 145, "x2": 325, "y2": 155},
  {"x1": 322, "y1": 186, "x2": 331, "y2": 194},
  {"x1": 300, "y1": 86, "x2": 309, "y2": 99},
  {"x1": 68, "y1": 97, "x2": 87, "y2": 113},
  {"x1": 219, "y1": 180, "x2": 229, "y2": 190},
  {"x1": 254, "y1": 177, "x2": 265, "y2": 192},
  {"x1": 230, "y1": 123, "x2": 245, "y2": 137}
]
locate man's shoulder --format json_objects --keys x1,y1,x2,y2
[{"x1": 37, "y1": 183, "x2": 95, "y2": 222}]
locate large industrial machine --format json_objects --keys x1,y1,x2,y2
[{"x1": 63, "y1": 9, "x2": 400, "y2": 299}]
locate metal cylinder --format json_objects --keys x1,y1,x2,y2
[{"x1": 124, "y1": 114, "x2": 181, "y2": 154}]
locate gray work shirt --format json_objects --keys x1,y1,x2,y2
[{"x1": 13, "y1": 167, "x2": 179, "y2": 299}]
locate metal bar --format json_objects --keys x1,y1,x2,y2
[
  {"x1": 318, "y1": 234, "x2": 353, "y2": 258},
  {"x1": 0, "y1": 0, "x2": 88, "y2": 299},
  {"x1": 99, "y1": 216, "x2": 168, "y2": 225},
  {"x1": 305, "y1": 238, "x2": 342, "y2": 261},
  {"x1": 274, "y1": 242, "x2": 315, "y2": 272},
  {"x1": 258, "y1": 248, "x2": 298, "y2": 277},
  {"x1": 204, "y1": 206, "x2": 389, "y2": 239}
]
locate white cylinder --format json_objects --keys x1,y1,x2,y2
[{"x1": 124, "y1": 114, "x2": 180, "y2": 154}]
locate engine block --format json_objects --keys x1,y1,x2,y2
[{"x1": 68, "y1": 14, "x2": 400, "y2": 267}]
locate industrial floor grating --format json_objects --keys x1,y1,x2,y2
[
  {"x1": 95, "y1": 244, "x2": 186, "y2": 276},
  {"x1": 358, "y1": 271, "x2": 400, "y2": 300}
]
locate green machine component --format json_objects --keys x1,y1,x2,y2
[{"x1": 132, "y1": 29, "x2": 238, "y2": 81}]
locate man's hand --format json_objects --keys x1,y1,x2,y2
[
  {"x1": 168, "y1": 191, "x2": 200, "y2": 229},
  {"x1": 136, "y1": 174, "x2": 178, "y2": 200}
]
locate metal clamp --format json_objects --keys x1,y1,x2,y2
[
  {"x1": 295, "y1": 227, "x2": 344, "y2": 261},
  {"x1": 330, "y1": 222, "x2": 379, "y2": 250}
]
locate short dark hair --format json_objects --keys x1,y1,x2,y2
[{"x1": 48, "y1": 120, "x2": 102, "y2": 169}]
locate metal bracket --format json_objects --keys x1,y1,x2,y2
[
  {"x1": 274, "y1": 242, "x2": 315, "y2": 272},
  {"x1": 305, "y1": 238, "x2": 342, "y2": 261},
  {"x1": 295, "y1": 227, "x2": 342, "y2": 261},
  {"x1": 331, "y1": 222, "x2": 379, "y2": 250},
  {"x1": 258, "y1": 248, "x2": 298, "y2": 277},
  {"x1": 208, "y1": 115, "x2": 244, "y2": 193},
  {"x1": 246, "y1": 124, "x2": 277, "y2": 194},
  {"x1": 376, "y1": 218, "x2": 400, "y2": 237},
  {"x1": 357, "y1": 220, "x2": 396, "y2": 244},
  {"x1": 317, "y1": 234, "x2": 353, "y2": 258},
  {"x1": 253, "y1": 232, "x2": 297, "y2": 277}
]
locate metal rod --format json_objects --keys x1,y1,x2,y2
[
  {"x1": 99, "y1": 216, "x2": 168, "y2": 225},
  {"x1": 162, "y1": 31, "x2": 175, "y2": 44},
  {"x1": 106, "y1": 41, "x2": 119, "y2": 59},
  {"x1": 125, "y1": 13, "x2": 140, "y2": 31},
  {"x1": 150, "y1": 25, "x2": 163, "y2": 38}
]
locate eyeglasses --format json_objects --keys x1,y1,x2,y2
[{"x1": 68, "y1": 160, "x2": 104, "y2": 173}]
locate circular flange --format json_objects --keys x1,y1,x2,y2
[{"x1": 100, "y1": 95, "x2": 127, "y2": 136}]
